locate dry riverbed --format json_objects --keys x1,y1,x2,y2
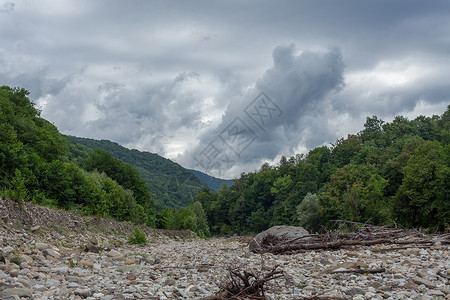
[{"x1": 0, "y1": 198, "x2": 449, "y2": 300}]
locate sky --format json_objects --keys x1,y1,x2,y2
[{"x1": 1, "y1": 0, "x2": 449, "y2": 178}]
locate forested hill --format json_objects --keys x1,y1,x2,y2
[
  {"x1": 189, "y1": 169, "x2": 234, "y2": 191},
  {"x1": 66, "y1": 136, "x2": 208, "y2": 208},
  {"x1": 0, "y1": 86, "x2": 156, "y2": 227},
  {"x1": 195, "y1": 106, "x2": 450, "y2": 235}
]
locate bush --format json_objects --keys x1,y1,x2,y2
[
  {"x1": 296, "y1": 193, "x2": 320, "y2": 232},
  {"x1": 128, "y1": 228, "x2": 147, "y2": 245}
]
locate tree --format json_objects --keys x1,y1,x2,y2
[
  {"x1": 297, "y1": 193, "x2": 320, "y2": 232},
  {"x1": 394, "y1": 141, "x2": 450, "y2": 230}
]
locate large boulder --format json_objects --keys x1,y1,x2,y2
[{"x1": 249, "y1": 225, "x2": 309, "y2": 252}]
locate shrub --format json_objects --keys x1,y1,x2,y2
[{"x1": 128, "y1": 227, "x2": 147, "y2": 245}]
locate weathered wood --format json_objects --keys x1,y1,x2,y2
[{"x1": 252, "y1": 221, "x2": 450, "y2": 254}]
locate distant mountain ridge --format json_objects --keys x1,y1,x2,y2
[
  {"x1": 67, "y1": 136, "x2": 231, "y2": 208},
  {"x1": 189, "y1": 169, "x2": 234, "y2": 191}
]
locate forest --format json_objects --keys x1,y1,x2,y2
[
  {"x1": 0, "y1": 86, "x2": 210, "y2": 237},
  {"x1": 1, "y1": 85, "x2": 449, "y2": 237},
  {"x1": 195, "y1": 106, "x2": 449, "y2": 234},
  {"x1": 66, "y1": 135, "x2": 209, "y2": 209}
]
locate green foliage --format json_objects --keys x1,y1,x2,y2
[
  {"x1": 297, "y1": 193, "x2": 320, "y2": 232},
  {"x1": 128, "y1": 228, "x2": 147, "y2": 245},
  {"x1": 158, "y1": 201, "x2": 211, "y2": 238},
  {"x1": 196, "y1": 105, "x2": 450, "y2": 234},
  {"x1": 67, "y1": 136, "x2": 209, "y2": 208},
  {"x1": 0, "y1": 85, "x2": 157, "y2": 228},
  {"x1": 394, "y1": 140, "x2": 450, "y2": 230}
]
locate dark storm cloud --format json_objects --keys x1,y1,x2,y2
[
  {"x1": 183, "y1": 45, "x2": 345, "y2": 177},
  {"x1": 1, "y1": 0, "x2": 450, "y2": 177}
]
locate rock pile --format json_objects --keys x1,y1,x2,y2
[{"x1": 0, "y1": 198, "x2": 449, "y2": 299}]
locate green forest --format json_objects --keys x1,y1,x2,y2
[
  {"x1": 195, "y1": 107, "x2": 450, "y2": 234},
  {"x1": 66, "y1": 136, "x2": 209, "y2": 209},
  {"x1": 1, "y1": 85, "x2": 449, "y2": 237},
  {"x1": 0, "y1": 86, "x2": 210, "y2": 237}
]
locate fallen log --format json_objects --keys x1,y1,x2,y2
[{"x1": 252, "y1": 222, "x2": 450, "y2": 254}]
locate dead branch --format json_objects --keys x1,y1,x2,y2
[
  {"x1": 252, "y1": 222, "x2": 450, "y2": 254},
  {"x1": 210, "y1": 264, "x2": 284, "y2": 299}
]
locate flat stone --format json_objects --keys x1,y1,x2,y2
[
  {"x1": 116, "y1": 265, "x2": 143, "y2": 272},
  {"x1": 2, "y1": 246, "x2": 14, "y2": 254},
  {"x1": 2, "y1": 288, "x2": 32, "y2": 298},
  {"x1": 79, "y1": 259, "x2": 94, "y2": 269},
  {"x1": 412, "y1": 278, "x2": 436, "y2": 289},
  {"x1": 428, "y1": 289, "x2": 444, "y2": 296},
  {"x1": 46, "y1": 279, "x2": 61, "y2": 287},
  {"x1": 43, "y1": 248, "x2": 60, "y2": 259},
  {"x1": 74, "y1": 288, "x2": 92, "y2": 298},
  {"x1": 106, "y1": 249, "x2": 122, "y2": 257},
  {"x1": 404, "y1": 282, "x2": 418, "y2": 290},
  {"x1": 35, "y1": 243, "x2": 49, "y2": 250}
]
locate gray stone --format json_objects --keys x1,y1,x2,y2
[
  {"x1": 1, "y1": 288, "x2": 32, "y2": 298},
  {"x1": 43, "y1": 248, "x2": 60, "y2": 259},
  {"x1": 30, "y1": 225, "x2": 40, "y2": 232},
  {"x1": 32, "y1": 284, "x2": 47, "y2": 291},
  {"x1": 249, "y1": 225, "x2": 309, "y2": 252},
  {"x1": 85, "y1": 243, "x2": 101, "y2": 253},
  {"x1": 35, "y1": 242, "x2": 49, "y2": 250},
  {"x1": 345, "y1": 288, "x2": 366, "y2": 296},
  {"x1": 74, "y1": 288, "x2": 92, "y2": 298},
  {"x1": 46, "y1": 279, "x2": 61, "y2": 287},
  {"x1": 165, "y1": 278, "x2": 176, "y2": 286},
  {"x1": 2, "y1": 246, "x2": 14, "y2": 254},
  {"x1": 428, "y1": 289, "x2": 444, "y2": 296},
  {"x1": 106, "y1": 249, "x2": 122, "y2": 257},
  {"x1": 9, "y1": 269, "x2": 19, "y2": 277},
  {"x1": 116, "y1": 265, "x2": 143, "y2": 272},
  {"x1": 0, "y1": 270, "x2": 7, "y2": 279},
  {"x1": 412, "y1": 278, "x2": 436, "y2": 289}
]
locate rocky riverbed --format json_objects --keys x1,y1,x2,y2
[{"x1": 0, "y1": 198, "x2": 449, "y2": 300}]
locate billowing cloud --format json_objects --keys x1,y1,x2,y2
[{"x1": 180, "y1": 45, "x2": 345, "y2": 177}]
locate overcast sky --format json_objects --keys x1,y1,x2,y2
[{"x1": 1, "y1": 0, "x2": 449, "y2": 178}]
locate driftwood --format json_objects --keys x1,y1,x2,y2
[
  {"x1": 253, "y1": 221, "x2": 450, "y2": 254},
  {"x1": 204, "y1": 265, "x2": 284, "y2": 299}
]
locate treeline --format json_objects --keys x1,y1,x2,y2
[
  {"x1": 0, "y1": 86, "x2": 209, "y2": 237},
  {"x1": 195, "y1": 106, "x2": 450, "y2": 234}
]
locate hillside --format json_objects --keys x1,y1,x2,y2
[
  {"x1": 189, "y1": 169, "x2": 234, "y2": 191},
  {"x1": 0, "y1": 85, "x2": 210, "y2": 237},
  {"x1": 66, "y1": 136, "x2": 209, "y2": 208}
]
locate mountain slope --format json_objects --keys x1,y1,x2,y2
[
  {"x1": 67, "y1": 136, "x2": 208, "y2": 208},
  {"x1": 189, "y1": 169, "x2": 234, "y2": 191}
]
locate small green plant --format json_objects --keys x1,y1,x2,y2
[
  {"x1": 128, "y1": 228, "x2": 147, "y2": 245},
  {"x1": 68, "y1": 259, "x2": 75, "y2": 268}
]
